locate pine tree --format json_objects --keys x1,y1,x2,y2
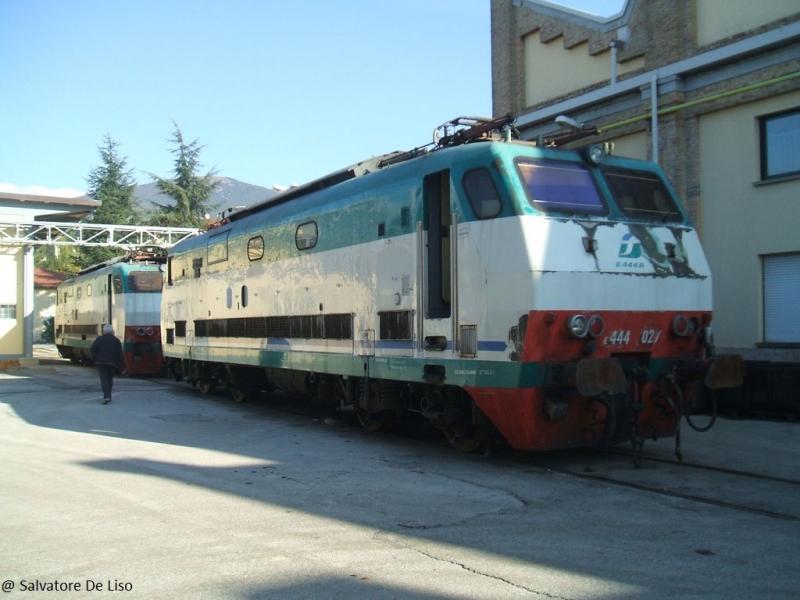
[
  {"x1": 73, "y1": 136, "x2": 139, "y2": 269},
  {"x1": 148, "y1": 123, "x2": 219, "y2": 228},
  {"x1": 34, "y1": 246, "x2": 81, "y2": 276}
]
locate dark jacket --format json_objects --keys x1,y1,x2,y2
[{"x1": 90, "y1": 333, "x2": 126, "y2": 369}]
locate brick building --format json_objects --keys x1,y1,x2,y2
[{"x1": 491, "y1": 0, "x2": 800, "y2": 398}]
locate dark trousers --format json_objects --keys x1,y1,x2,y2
[{"x1": 98, "y1": 365, "x2": 116, "y2": 399}]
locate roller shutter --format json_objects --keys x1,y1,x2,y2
[{"x1": 763, "y1": 253, "x2": 800, "y2": 343}]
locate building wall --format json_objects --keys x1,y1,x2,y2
[
  {"x1": 699, "y1": 90, "x2": 800, "y2": 359},
  {"x1": 607, "y1": 130, "x2": 647, "y2": 161},
  {"x1": 697, "y1": 0, "x2": 800, "y2": 47},
  {"x1": 34, "y1": 289, "x2": 56, "y2": 343},
  {"x1": 523, "y1": 30, "x2": 644, "y2": 107},
  {"x1": 0, "y1": 246, "x2": 23, "y2": 357}
]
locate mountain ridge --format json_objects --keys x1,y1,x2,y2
[{"x1": 134, "y1": 176, "x2": 277, "y2": 218}]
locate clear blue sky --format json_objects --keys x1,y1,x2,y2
[{"x1": 0, "y1": 0, "x2": 625, "y2": 198}]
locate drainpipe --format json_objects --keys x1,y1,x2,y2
[
  {"x1": 610, "y1": 40, "x2": 624, "y2": 85},
  {"x1": 23, "y1": 244, "x2": 34, "y2": 358},
  {"x1": 651, "y1": 76, "x2": 659, "y2": 164}
]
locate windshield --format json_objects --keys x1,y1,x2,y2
[
  {"x1": 128, "y1": 270, "x2": 163, "y2": 292},
  {"x1": 516, "y1": 159, "x2": 606, "y2": 215},
  {"x1": 601, "y1": 167, "x2": 683, "y2": 222}
]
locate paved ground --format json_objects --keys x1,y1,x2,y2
[{"x1": 1, "y1": 353, "x2": 799, "y2": 599}]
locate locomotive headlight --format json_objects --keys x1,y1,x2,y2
[
  {"x1": 145, "y1": 327, "x2": 154, "y2": 336},
  {"x1": 687, "y1": 317, "x2": 700, "y2": 334},
  {"x1": 566, "y1": 314, "x2": 589, "y2": 338},
  {"x1": 136, "y1": 327, "x2": 146, "y2": 336},
  {"x1": 584, "y1": 144, "x2": 606, "y2": 166},
  {"x1": 588, "y1": 315, "x2": 605, "y2": 338},
  {"x1": 673, "y1": 315, "x2": 701, "y2": 336}
]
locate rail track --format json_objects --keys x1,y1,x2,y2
[
  {"x1": 507, "y1": 444, "x2": 800, "y2": 522},
  {"x1": 45, "y1": 362, "x2": 800, "y2": 523}
]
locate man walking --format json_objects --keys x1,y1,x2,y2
[{"x1": 90, "y1": 324, "x2": 126, "y2": 404}]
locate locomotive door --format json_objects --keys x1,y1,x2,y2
[
  {"x1": 108, "y1": 272, "x2": 122, "y2": 334},
  {"x1": 107, "y1": 274, "x2": 114, "y2": 327},
  {"x1": 420, "y1": 169, "x2": 457, "y2": 352}
]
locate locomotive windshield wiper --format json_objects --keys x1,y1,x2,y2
[{"x1": 661, "y1": 208, "x2": 680, "y2": 222}]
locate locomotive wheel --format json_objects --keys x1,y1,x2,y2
[
  {"x1": 443, "y1": 422, "x2": 489, "y2": 453},
  {"x1": 198, "y1": 380, "x2": 215, "y2": 395},
  {"x1": 355, "y1": 410, "x2": 393, "y2": 433},
  {"x1": 230, "y1": 385, "x2": 248, "y2": 403}
]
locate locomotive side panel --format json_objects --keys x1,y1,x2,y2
[{"x1": 55, "y1": 271, "x2": 109, "y2": 361}]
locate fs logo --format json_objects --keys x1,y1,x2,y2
[{"x1": 618, "y1": 233, "x2": 642, "y2": 258}]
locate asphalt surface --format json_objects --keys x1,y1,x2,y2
[{"x1": 1, "y1": 351, "x2": 799, "y2": 599}]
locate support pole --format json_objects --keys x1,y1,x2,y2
[
  {"x1": 23, "y1": 244, "x2": 34, "y2": 357},
  {"x1": 651, "y1": 76, "x2": 659, "y2": 164}
]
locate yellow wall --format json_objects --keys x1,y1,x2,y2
[
  {"x1": 34, "y1": 289, "x2": 56, "y2": 343},
  {"x1": 0, "y1": 246, "x2": 23, "y2": 355},
  {"x1": 697, "y1": 0, "x2": 800, "y2": 46},
  {"x1": 699, "y1": 90, "x2": 800, "y2": 348},
  {"x1": 524, "y1": 31, "x2": 645, "y2": 107},
  {"x1": 606, "y1": 131, "x2": 648, "y2": 160}
]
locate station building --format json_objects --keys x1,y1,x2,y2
[
  {"x1": 491, "y1": 0, "x2": 800, "y2": 406},
  {"x1": 0, "y1": 191, "x2": 99, "y2": 360}
]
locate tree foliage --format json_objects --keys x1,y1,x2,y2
[
  {"x1": 148, "y1": 123, "x2": 219, "y2": 228},
  {"x1": 78, "y1": 135, "x2": 139, "y2": 269},
  {"x1": 86, "y1": 135, "x2": 138, "y2": 224},
  {"x1": 34, "y1": 246, "x2": 81, "y2": 276},
  {"x1": 33, "y1": 136, "x2": 138, "y2": 273}
]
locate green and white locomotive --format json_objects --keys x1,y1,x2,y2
[
  {"x1": 161, "y1": 116, "x2": 743, "y2": 458},
  {"x1": 55, "y1": 248, "x2": 166, "y2": 375}
]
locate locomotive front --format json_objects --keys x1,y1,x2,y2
[{"x1": 463, "y1": 141, "x2": 744, "y2": 461}]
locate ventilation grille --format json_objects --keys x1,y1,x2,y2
[
  {"x1": 379, "y1": 310, "x2": 413, "y2": 340},
  {"x1": 460, "y1": 325, "x2": 477, "y2": 357},
  {"x1": 193, "y1": 314, "x2": 352, "y2": 340}
]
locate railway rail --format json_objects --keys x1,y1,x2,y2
[
  {"x1": 518, "y1": 448, "x2": 800, "y2": 522},
  {"x1": 153, "y1": 374, "x2": 800, "y2": 523},
  {"x1": 36, "y1": 357, "x2": 796, "y2": 524}
]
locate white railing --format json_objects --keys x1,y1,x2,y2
[{"x1": 0, "y1": 221, "x2": 200, "y2": 249}]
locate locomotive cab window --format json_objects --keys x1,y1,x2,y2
[
  {"x1": 247, "y1": 236, "x2": 265, "y2": 261},
  {"x1": 462, "y1": 168, "x2": 502, "y2": 219},
  {"x1": 296, "y1": 222, "x2": 318, "y2": 250},
  {"x1": 516, "y1": 159, "x2": 606, "y2": 215},
  {"x1": 208, "y1": 231, "x2": 230, "y2": 264},
  {"x1": 602, "y1": 167, "x2": 683, "y2": 223}
]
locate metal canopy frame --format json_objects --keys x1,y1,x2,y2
[{"x1": 0, "y1": 220, "x2": 199, "y2": 249}]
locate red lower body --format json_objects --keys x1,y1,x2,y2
[
  {"x1": 465, "y1": 384, "x2": 679, "y2": 451},
  {"x1": 122, "y1": 326, "x2": 164, "y2": 375}
]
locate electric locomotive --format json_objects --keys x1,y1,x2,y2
[
  {"x1": 55, "y1": 247, "x2": 166, "y2": 375},
  {"x1": 161, "y1": 116, "x2": 744, "y2": 460}
]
